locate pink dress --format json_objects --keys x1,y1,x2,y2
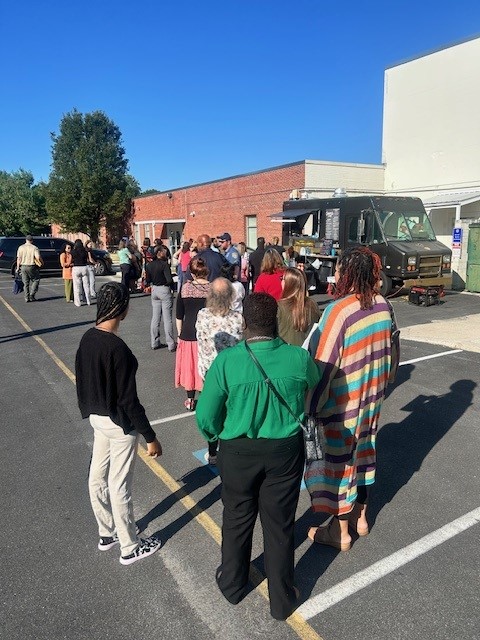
[{"x1": 174, "y1": 281, "x2": 211, "y2": 391}]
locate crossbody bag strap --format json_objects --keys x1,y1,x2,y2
[
  {"x1": 385, "y1": 299, "x2": 399, "y2": 335},
  {"x1": 244, "y1": 341, "x2": 306, "y2": 433}
]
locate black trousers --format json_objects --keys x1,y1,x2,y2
[
  {"x1": 216, "y1": 433, "x2": 304, "y2": 620},
  {"x1": 120, "y1": 263, "x2": 132, "y2": 289}
]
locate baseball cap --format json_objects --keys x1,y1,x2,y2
[{"x1": 217, "y1": 232, "x2": 231, "y2": 242}]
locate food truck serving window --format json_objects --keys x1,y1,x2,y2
[{"x1": 347, "y1": 210, "x2": 384, "y2": 244}]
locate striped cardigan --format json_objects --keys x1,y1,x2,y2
[{"x1": 305, "y1": 294, "x2": 392, "y2": 515}]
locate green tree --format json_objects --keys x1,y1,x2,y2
[
  {"x1": 46, "y1": 110, "x2": 139, "y2": 241},
  {"x1": 0, "y1": 169, "x2": 48, "y2": 236}
]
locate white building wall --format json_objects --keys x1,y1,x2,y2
[
  {"x1": 305, "y1": 160, "x2": 385, "y2": 196},
  {"x1": 383, "y1": 37, "x2": 480, "y2": 195}
]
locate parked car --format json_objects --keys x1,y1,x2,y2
[{"x1": 0, "y1": 236, "x2": 114, "y2": 276}]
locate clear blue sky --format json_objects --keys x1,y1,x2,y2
[{"x1": 1, "y1": 1, "x2": 479, "y2": 192}]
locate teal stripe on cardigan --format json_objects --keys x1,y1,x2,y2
[
  {"x1": 305, "y1": 474, "x2": 351, "y2": 489},
  {"x1": 327, "y1": 363, "x2": 391, "y2": 397},
  {"x1": 343, "y1": 319, "x2": 390, "y2": 348}
]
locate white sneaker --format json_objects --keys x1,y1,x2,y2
[
  {"x1": 119, "y1": 536, "x2": 162, "y2": 565},
  {"x1": 98, "y1": 534, "x2": 119, "y2": 551},
  {"x1": 204, "y1": 451, "x2": 217, "y2": 465}
]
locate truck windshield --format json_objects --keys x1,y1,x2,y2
[{"x1": 377, "y1": 208, "x2": 436, "y2": 241}]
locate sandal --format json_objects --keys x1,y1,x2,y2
[
  {"x1": 308, "y1": 521, "x2": 351, "y2": 552},
  {"x1": 184, "y1": 398, "x2": 195, "y2": 411}
]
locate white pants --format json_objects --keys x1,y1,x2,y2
[
  {"x1": 87, "y1": 264, "x2": 96, "y2": 298},
  {"x1": 88, "y1": 415, "x2": 139, "y2": 556},
  {"x1": 72, "y1": 265, "x2": 91, "y2": 307}
]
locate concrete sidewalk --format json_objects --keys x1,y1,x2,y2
[{"x1": 401, "y1": 299, "x2": 480, "y2": 353}]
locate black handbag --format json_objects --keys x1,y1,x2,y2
[{"x1": 244, "y1": 342, "x2": 324, "y2": 462}]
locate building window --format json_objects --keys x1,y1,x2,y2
[{"x1": 245, "y1": 215, "x2": 257, "y2": 249}]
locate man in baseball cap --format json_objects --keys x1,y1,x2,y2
[{"x1": 217, "y1": 233, "x2": 240, "y2": 277}]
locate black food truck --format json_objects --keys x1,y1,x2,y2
[{"x1": 275, "y1": 194, "x2": 452, "y2": 295}]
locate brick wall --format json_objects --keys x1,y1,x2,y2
[
  {"x1": 50, "y1": 225, "x2": 108, "y2": 249},
  {"x1": 133, "y1": 162, "x2": 305, "y2": 246}
]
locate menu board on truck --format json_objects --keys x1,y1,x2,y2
[{"x1": 325, "y1": 208, "x2": 340, "y2": 241}]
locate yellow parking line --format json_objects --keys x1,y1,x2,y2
[
  {"x1": 0, "y1": 293, "x2": 324, "y2": 640},
  {"x1": 0, "y1": 295, "x2": 75, "y2": 383}
]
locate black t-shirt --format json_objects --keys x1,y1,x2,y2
[
  {"x1": 145, "y1": 259, "x2": 174, "y2": 287},
  {"x1": 72, "y1": 246, "x2": 88, "y2": 266}
]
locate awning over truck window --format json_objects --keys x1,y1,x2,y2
[
  {"x1": 422, "y1": 191, "x2": 480, "y2": 208},
  {"x1": 270, "y1": 208, "x2": 318, "y2": 221}
]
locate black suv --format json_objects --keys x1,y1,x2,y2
[{"x1": 0, "y1": 237, "x2": 114, "y2": 276}]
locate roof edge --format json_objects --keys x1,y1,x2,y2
[
  {"x1": 134, "y1": 160, "x2": 306, "y2": 198},
  {"x1": 386, "y1": 33, "x2": 480, "y2": 71}
]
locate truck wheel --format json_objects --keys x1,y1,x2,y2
[{"x1": 379, "y1": 271, "x2": 392, "y2": 297}]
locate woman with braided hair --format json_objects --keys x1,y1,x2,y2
[
  {"x1": 75, "y1": 282, "x2": 163, "y2": 565},
  {"x1": 305, "y1": 247, "x2": 394, "y2": 551}
]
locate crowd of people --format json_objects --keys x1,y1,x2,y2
[
  {"x1": 15, "y1": 235, "x2": 100, "y2": 305},
  {"x1": 15, "y1": 232, "x2": 302, "y2": 308},
  {"x1": 17, "y1": 232, "x2": 396, "y2": 621}
]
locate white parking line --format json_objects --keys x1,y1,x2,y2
[
  {"x1": 150, "y1": 411, "x2": 196, "y2": 425},
  {"x1": 297, "y1": 506, "x2": 480, "y2": 620},
  {"x1": 400, "y1": 349, "x2": 463, "y2": 366},
  {"x1": 150, "y1": 351, "x2": 461, "y2": 490}
]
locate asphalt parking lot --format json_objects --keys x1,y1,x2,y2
[{"x1": 1, "y1": 272, "x2": 479, "y2": 640}]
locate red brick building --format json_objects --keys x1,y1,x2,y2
[
  {"x1": 132, "y1": 161, "x2": 305, "y2": 251},
  {"x1": 132, "y1": 159, "x2": 385, "y2": 252}
]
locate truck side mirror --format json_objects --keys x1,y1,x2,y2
[{"x1": 357, "y1": 218, "x2": 365, "y2": 242}]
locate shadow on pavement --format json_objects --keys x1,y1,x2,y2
[
  {"x1": 137, "y1": 466, "x2": 221, "y2": 545},
  {"x1": 0, "y1": 320, "x2": 94, "y2": 344},
  {"x1": 371, "y1": 378, "x2": 476, "y2": 528},
  {"x1": 25, "y1": 295, "x2": 66, "y2": 302}
]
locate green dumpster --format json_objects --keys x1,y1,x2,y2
[{"x1": 466, "y1": 223, "x2": 480, "y2": 292}]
